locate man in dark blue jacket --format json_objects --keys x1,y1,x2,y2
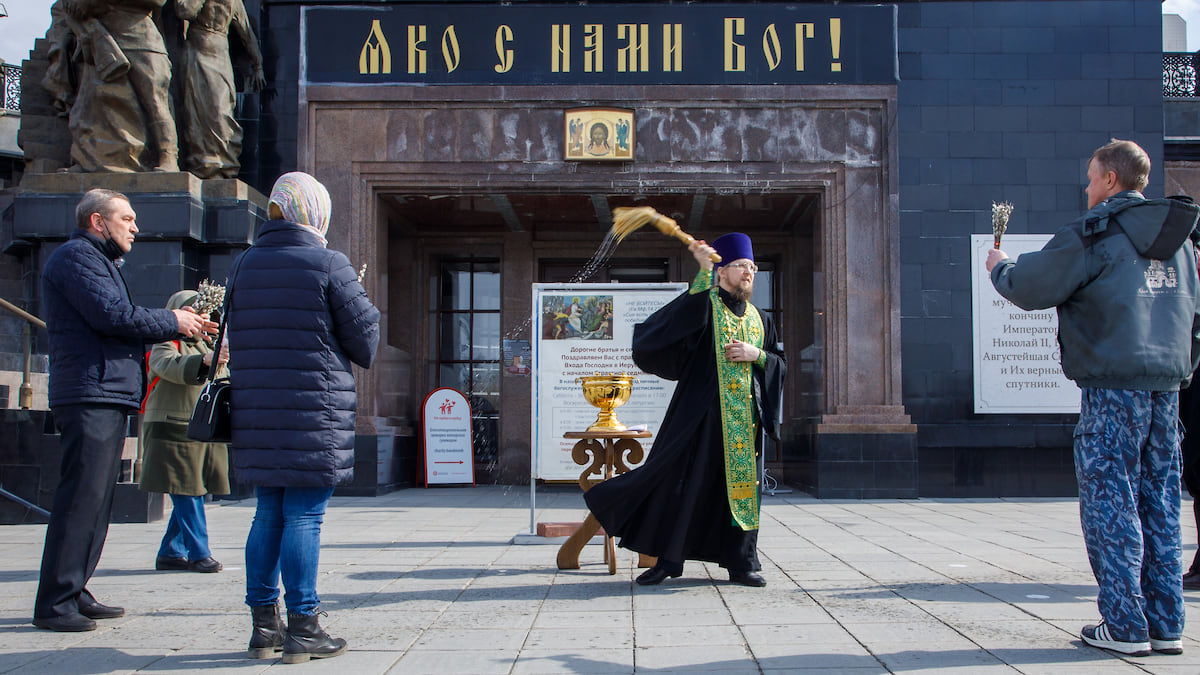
[
  {"x1": 33, "y1": 189, "x2": 214, "y2": 632},
  {"x1": 988, "y1": 140, "x2": 1200, "y2": 657}
]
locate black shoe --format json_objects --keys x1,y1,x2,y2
[
  {"x1": 636, "y1": 565, "x2": 681, "y2": 586},
  {"x1": 78, "y1": 600, "x2": 124, "y2": 619},
  {"x1": 32, "y1": 613, "x2": 97, "y2": 632},
  {"x1": 282, "y1": 609, "x2": 347, "y2": 664},
  {"x1": 248, "y1": 604, "x2": 285, "y2": 659},
  {"x1": 188, "y1": 557, "x2": 223, "y2": 573},
  {"x1": 729, "y1": 571, "x2": 766, "y2": 587},
  {"x1": 1184, "y1": 570, "x2": 1200, "y2": 591},
  {"x1": 155, "y1": 556, "x2": 189, "y2": 571}
]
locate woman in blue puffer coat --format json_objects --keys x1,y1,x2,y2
[{"x1": 226, "y1": 172, "x2": 380, "y2": 663}]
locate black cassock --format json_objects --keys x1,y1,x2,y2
[{"x1": 584, "y1": 285, "x2": 786, "y2": 571}]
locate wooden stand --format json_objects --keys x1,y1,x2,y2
[{"x1": 556, "y1": 429, "x2": 654, "y2": 574}]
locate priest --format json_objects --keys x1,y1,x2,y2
[{"x1": 584, "y1": 232, "x2": 787, "y2": 586}]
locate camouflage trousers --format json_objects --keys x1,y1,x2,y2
[{"x1": 1074, "y1": 388, "x2": 1184, "y2": 642}]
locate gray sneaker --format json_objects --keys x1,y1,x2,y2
[{"x1": 1151, "y1": 637, "x2": 1183, "y2": 655}]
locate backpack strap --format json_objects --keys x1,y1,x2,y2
[{"x1": 140, "y1": 339, "x2": 180, "y2": 413}]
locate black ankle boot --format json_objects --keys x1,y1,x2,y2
[
  {"x1": 282, "y1": 609, "x2": 346, "y2": 664},
  {"x1": 247, "y1": 604, "x2": 284, "y2": 659}
]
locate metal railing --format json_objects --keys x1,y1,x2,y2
[
  {"x1": 1165, "y1": 52, "x2": 1199, "y2": 98},
  {"x1": 1, "y1": 63, "x2": 18, "y2": 112},
  {"x1": 0, "y1": 296, "x2": 49, "y2": 518},
  {"x1": 0, "y1": 297, "x2": 44, "y2": 410}
]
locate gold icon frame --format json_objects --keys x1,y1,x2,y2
[{"x1": 565, "y1": 107, "x2": 634, "y2": 161}]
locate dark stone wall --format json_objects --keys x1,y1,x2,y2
[
  {"x1": 897, "y1": 0, "x2": 1162, "y2": 496},
  {"x1": 246, "y1": 0, "x2": 1160, "y2": 496},
  {"x1": 0, "y1": 410, "x2": 164, "y2": 524},
  {"x1": 245, "y1": 0, "x2": 300, "y2": 194}
]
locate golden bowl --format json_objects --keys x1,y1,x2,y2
[{"x1": 577, "y1": 373, "x2": 636, "y2": 431}]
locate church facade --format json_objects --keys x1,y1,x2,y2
[
  {"x1": 216, "y1": 0, "x2": 1177, "y2": 497},
  {"x1": 10, "y1": 0, "x2": 1179, "y2": 498}
]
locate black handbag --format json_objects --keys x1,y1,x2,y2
[
  {"x1": 187, "y1": 377, "x2": 231, "y2": 442},
  {"x1": 186, "y1": 255, "x2": 242, "y2": 442}
]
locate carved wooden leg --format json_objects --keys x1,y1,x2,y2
[{"x1": 556, "y1": 513, "x2": 602, "y2": 570}]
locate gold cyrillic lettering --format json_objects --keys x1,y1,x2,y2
[
  {"x1": 408, "y1": 25, "x2": 427, "y2": 74},
  {"x1": 762, "y1": 23, "x2": 781, "y2": 71},
  {"x1": 724, "y1": 18, "x2": 745, "y2": 72},
  {"x1": 617, "y1": 23, "x2": 648, "y2": 72},
  {"x1": 584, "y1": 24, "x2": 603, "y2": 72},
  {"x1": 494, "y1": 25, "x2": 514, "y2": 73},
  {"x1": 662, "y1": 23, "x2": 682, "y2": 72},
  {"x1": 358, "y1": 19, "x2": 391, "y2": 75},
  {"x1": 441, "y1": 26, "x2": 460, "y2": 73},
  {"x1": 795, "y1": 23, "x2": 814, "y2": 71},
  {"x1": 552, "y1": 24, "x2": 570, "y2": 72}
]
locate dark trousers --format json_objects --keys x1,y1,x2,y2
[
  {"x1": 1180, "y1": 380, "x2": 1200, "y2": 572},
  {"x1": 33, "y1": 404, "x2": 129, "y2": 619}
]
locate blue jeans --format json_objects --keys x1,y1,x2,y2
[
  {"x1": 244, "y1": 486, "x2": 333, "y2": 616},
  {"x1": 158, "y1": 495, "x2": 211, "y2": 561},
  {"x1": 1074, "y1": 388, "x2": 1184, "y2": 642}
]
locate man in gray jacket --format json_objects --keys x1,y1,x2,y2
[{"x1": 987, "y1": 139, "x2": 1200, "y2": 657}]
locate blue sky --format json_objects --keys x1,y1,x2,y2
[
  {"x1": 2, "y1": 2, "x2": 1200, "y2": 67},
  {"x1": 1166, "y1": 0, "x2": 1200, "y2": 51},
  {"x1": 0, "y1": 0, "x2": 54, "y2": 65}
]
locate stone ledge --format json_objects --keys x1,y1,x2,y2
[
  {"x1": 817, "y1": 423, "x2": 918, "y2": 434},
  {"x1": 201, "y1": 178, "x2": 268, "y2": 207},
  {"x1": 819, "y1": 405, "x2": 916, "y2": 433},
  {"x1": 20, "y1": 171, "x2": 203, "y2": 195}
]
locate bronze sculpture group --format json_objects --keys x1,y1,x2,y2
[{"x1": 36, "y1": 0, "x2": 264, "y2": 176}]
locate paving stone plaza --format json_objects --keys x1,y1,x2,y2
[{"x1": 2, "y1": 485, "x2": 1199, "y2": 673}]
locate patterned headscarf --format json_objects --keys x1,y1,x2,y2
[{"x1": 269, "y1": 172, "x2": 331, "y2": 238}]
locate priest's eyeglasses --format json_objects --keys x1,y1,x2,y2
[{"x1": 726, "y1": 261, "x2": 759, "y2": 274}]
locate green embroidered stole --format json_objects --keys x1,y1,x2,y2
[{"x1": 710, "y1": 284, "x2": 763, "y2": 531}]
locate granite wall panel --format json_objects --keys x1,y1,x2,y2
[{"x1": 898, "y1": 0, "x2": 1160, "y2": 496}]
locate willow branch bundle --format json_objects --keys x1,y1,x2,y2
[
  {"x1": 194, "y1": 279, "x2": 226, "y2": 317},
  {"x1": 992, "y1": 201, "x2": 1014, "y2": 249},
  {"x1": 610, "y1": 206, "x2": 722, "y2": 263}
]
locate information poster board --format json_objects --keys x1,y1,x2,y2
[
  {"x1": 421, "y1": 387, "x2": 476, "y2": 485},
  {"x1": 971, "y1": 234, "x2": 1081, "y2": 413},
  {"x1": 532, "y1": 283, "x2": 687, "y2": 480}
]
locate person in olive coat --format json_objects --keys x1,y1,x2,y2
[{"x1": 139, "y1": 289, "x2": 230, "y2": 573}]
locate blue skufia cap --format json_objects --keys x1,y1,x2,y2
[{"x1": 711, "y1": 232, "x2": 754, "y2": 268}]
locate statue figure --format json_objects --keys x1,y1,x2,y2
[
  {"x1": 40, "y1": 1, "x2": 79, "y2": 117},
  {"x1": 62, "y1": 0, "x2": 179, "y2": 172},
  {"x1": 174, "y1": 0, "x2": 265, "y2": 179}
]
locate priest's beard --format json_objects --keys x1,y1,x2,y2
[
  {"x1": 731, "y1": 283, "x2": 753, "y2": 302},
  {"x1": 719, "y1": 270, "x2": 754, "y2": 302}
]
